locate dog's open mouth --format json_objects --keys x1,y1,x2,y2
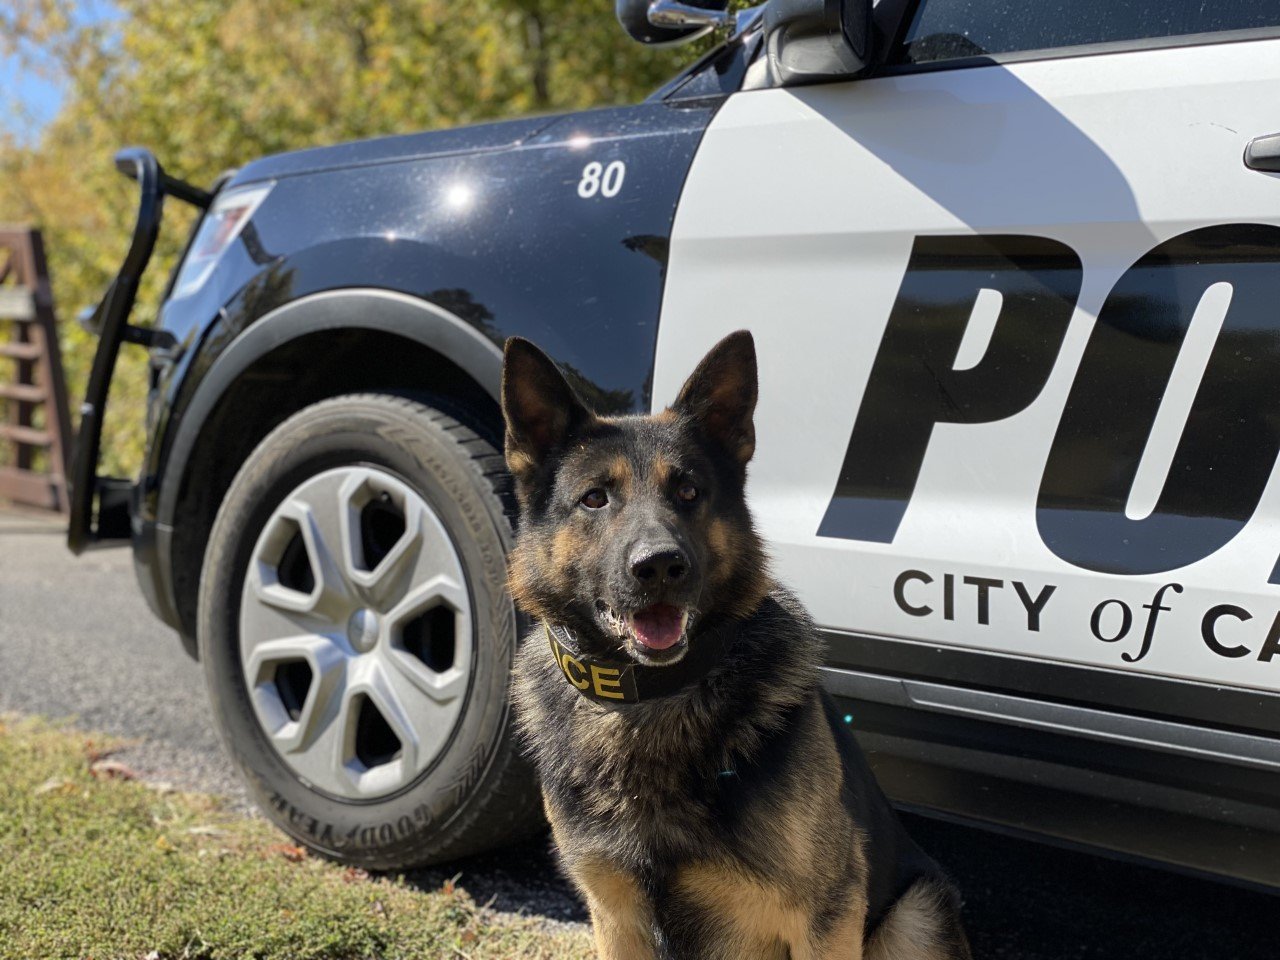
[
  {"x1": 629, "y1": 604, "x2": 687, "y2": 651},
  {"x1": 599, "y1": 602, "x2": 690, "y2": 664}
]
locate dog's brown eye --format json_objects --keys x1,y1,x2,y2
[
  {"x1": 580, "y1": 488, "x2": 608, "y2": 510},
  {"x1": 677, "y1": 482, "x2": 699, "y2": 503}
]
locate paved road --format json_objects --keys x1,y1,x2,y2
[
  {"x1": 0, "y1": 511, "x2": 248, "y2": 802},
  {"x1": 2, "y1": 510, "x2": 1276, "y2": 956}
]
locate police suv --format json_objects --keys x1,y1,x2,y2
[{"x1": 71, "y1": 0, "x2": 1280, "y2": 885}]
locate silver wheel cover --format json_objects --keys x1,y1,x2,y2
[{"x1": 240, "y1": 466, "x2": 472, "y2": 800}]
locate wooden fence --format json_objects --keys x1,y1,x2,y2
[{"x1": 0, "y1": 227, "x2": 72, "y2": 514}]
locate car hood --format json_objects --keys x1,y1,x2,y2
[{"x1": 226, "y1": 114, "x2": 560, "y2": 187}]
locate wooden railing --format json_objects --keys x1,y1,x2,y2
[{"x1": 0, "y1": 227, "x2": 72, "y2": 514}]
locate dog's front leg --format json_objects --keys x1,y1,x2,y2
[
  {"x1": 804, "y1": 900, "x2": 865, "y2": 960},
  {"x1": 546, "y1": 801, "x2": 658, "y2": 960},
  {"x1": 568, "y1": 858, "x2": 659, "y2": 960}
]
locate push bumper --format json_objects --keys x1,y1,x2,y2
[{"x1": 67, "y1": 147, "x2": 211, "y2": 555}]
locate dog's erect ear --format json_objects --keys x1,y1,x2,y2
[
  {"x1": 502, "y1": 337, "x2": 594, "y2": 479},
  {"x1": 672, "y1": 330, "x2": 758, "y2": 465}
]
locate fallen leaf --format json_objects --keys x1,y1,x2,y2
[
  {"x1": 342, "y1": 866, "x2": 370, "y2": 884},
  {"x1": 35, "y1": 777, "x2": 74, "y2": 796},
  {"x1": 267, "y1": 843, "x2": 306, "y2": 863},
  {"x1": 84, "y1": 741, "x2": 120, "y2": 764},
  {"x1": 155, "y1": 836, "x2": 175, "y2": 853},
  {"x1": 90, "y1": 759, "x2": 138, "y2": 781}
]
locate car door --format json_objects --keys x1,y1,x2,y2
[{"x1": 652, "y1": 2, "x2": 1280, "y2": 714}]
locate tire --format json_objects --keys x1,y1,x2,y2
[{"x1": 198, "y1": 393, "x2": 542, "y2": 868}]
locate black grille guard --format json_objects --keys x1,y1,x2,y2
[{"x1": 67, "y1": 147, "x2": 212, "y2": 554}]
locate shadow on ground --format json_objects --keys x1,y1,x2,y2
[
  {"x1": 404, "y1": 815, "x2": 1278, "y2": 956},
  {"x1": 405, "y1": 834, "x2": 588, "y2": 927},
  {"x1": 908, "y1": 814, "x2": 1276, "y2": 960}
]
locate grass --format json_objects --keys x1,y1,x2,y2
[{"x1": 0, "y1": 715, "x2": 592, "y2": 960}]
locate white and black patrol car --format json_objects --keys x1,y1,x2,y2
[{"x1": 71, "y1": 0, "x2": 1280, "y2": 885}]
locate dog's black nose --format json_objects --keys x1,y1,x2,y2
[{"x1": 630, "y1": 546, "x2": 688, "y2": 586}]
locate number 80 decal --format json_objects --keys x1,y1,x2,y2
[{"x1": 578, "y1": 160, "x2": 626, "y2": 199}]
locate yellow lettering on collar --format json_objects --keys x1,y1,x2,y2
[
  {"x1": 591, "y1": 664, "x2": 625, "y2": 700},
  {"x1": 561, "y1": 651, "x2": 589, "y2": 690}
]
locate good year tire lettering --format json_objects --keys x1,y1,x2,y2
[{"x1": 821, "y1": 224, "x2": 1280, "y2": 578}]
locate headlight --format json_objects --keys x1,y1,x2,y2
[{"x1": 171, "y1": 181, "x2": 274, "y2": 299}]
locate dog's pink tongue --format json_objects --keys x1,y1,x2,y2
[{"x1": 631, "y1": 604, "x2": 684, "y2": 650}]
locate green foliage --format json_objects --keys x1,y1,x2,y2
[
  {"x1": 0, "y1": 714, "x2": 593, "y2": 959},
  {"x1": 0, "y1": 0, "x2": 700, "y2": 476}
]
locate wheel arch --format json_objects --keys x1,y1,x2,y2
[{"x1": 157, "y1": 288, "x2": 506, "y2": 652}]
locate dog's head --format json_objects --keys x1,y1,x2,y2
[{"x1": 501, "y1": 331, "x2": 768, "y2": 666}]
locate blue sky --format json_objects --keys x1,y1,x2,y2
[
  {"x1": 2, "y1": 1, "x2": 117, "y2": 144},
  {"x1": 1, "y1": 55, "x2": 65, "y2": 142}
]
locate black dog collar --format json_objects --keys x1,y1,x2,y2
[{"x1": 543, "y1": 620, "x2": 729, "y2": 705}]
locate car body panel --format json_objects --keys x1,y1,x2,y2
[
  {"x1": 140, "y1": 99, "x2": 721, "y2": 526},
  {"x1": 651, "y1": 32, "x2": 1280, "y2": 887},
  {"x1": 653, "y1": 37, "x2": 1280, "y2": 699},
  {"x1": 226, "y1": 116, "x2": 557, "y2": 186}
]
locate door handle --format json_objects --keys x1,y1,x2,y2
[{"x1": 1245, "y1": 133, "x2": 1280, "y2": 172}]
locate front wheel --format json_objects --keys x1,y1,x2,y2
[{"x1": 198, "y1": 394, "x2": 540, "y2": 868}]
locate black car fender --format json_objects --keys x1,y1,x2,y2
[
  {"x1": 155, "y1": 286, "x2": 504, "y2": 528},
  {"x1": 146, "y1": 288, "x2": 503, "y2": 645}
]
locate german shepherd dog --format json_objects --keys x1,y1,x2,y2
[{"x1": 502, "y1": 331, "x2": 971, "y2": 959}]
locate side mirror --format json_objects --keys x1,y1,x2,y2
[
  {"x1": 763, "y1": 0, "x2": 873, "y2": 86},
  {"x1": 615, "y1": 0, "x2": 730, "y2": 46}
]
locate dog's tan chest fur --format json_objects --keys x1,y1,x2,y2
[
  {"x1": 675, "y1": 862, "x2": 868, "y2": 960},
  {"x1": 539, "y1": 691, "x2": 873, "y2": 959}
]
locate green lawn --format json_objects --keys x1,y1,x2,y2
[{"x1": 0, "y1": 715, "x2": 591, "y2": 960}]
